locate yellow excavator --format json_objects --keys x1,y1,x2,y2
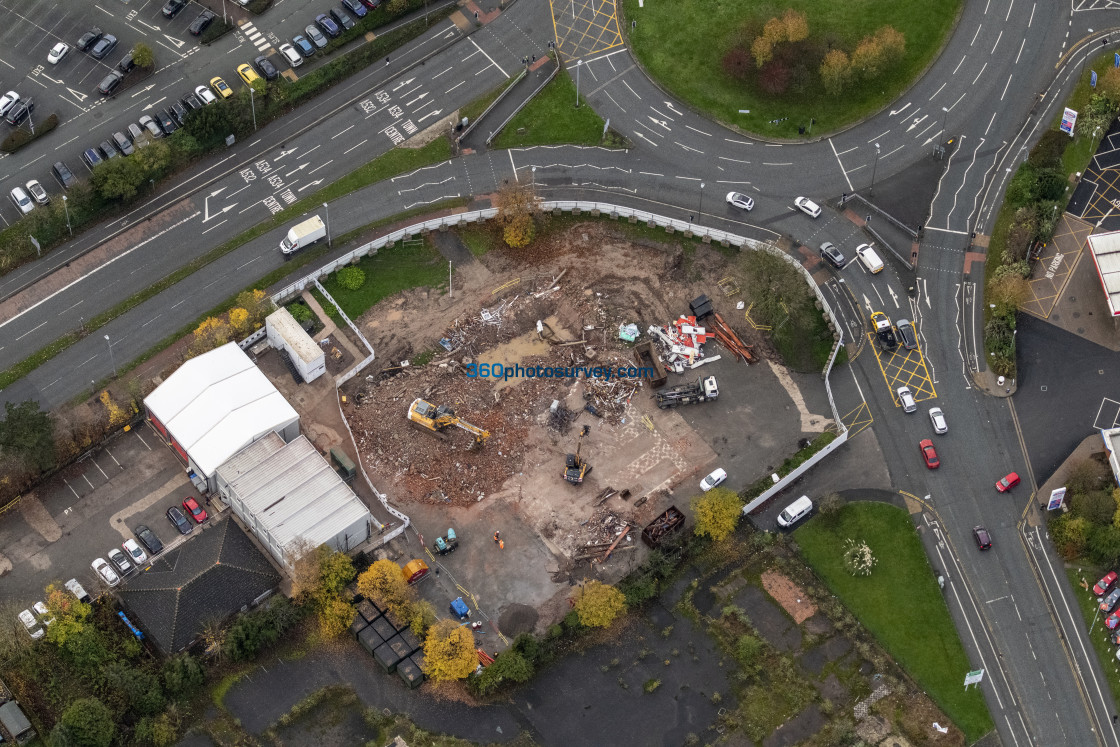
[
  {"x1": 562, "y1": 426, "x2": 593, "y2": 485},
  {"x1": 407, "y1": 398, "x2": 490, "y2": 446}
]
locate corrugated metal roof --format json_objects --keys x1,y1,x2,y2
[
  {"x1": 1087, "y1": 231, "x2": 1120, "y2": 317},
  {"x1": 143, "y1": 343, "x2": 299, "y2": 476}
]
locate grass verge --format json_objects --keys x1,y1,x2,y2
[
  {"x1": 0, "y1": 138, "x2": 452, "y2": 391},
  {"x1": 1065, "y1": 567, "x2": 1120, "y2": 709},
  {"x1": 492, "y1": 67, "x2": 609, "y2": 149},
  {"x1": 319, "y1": 235, "x2": 448, "y2": 319},
  {"x1": 796, "y1": 502, "x2": 993, "y2": 741},
  {"x1": 622, "y1": 0, "x2": 960, "y2": 138}
]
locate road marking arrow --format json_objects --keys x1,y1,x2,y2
[
  {"x1": 392, "y1": 78, "x2": 415, "y2": 91},
  {"x1": 906, "y1": 114, "x2": 927, "y2": 132},
  {"x1": 66, "y1": 87, "x2": 89, "y2": 102},
  {"x1": 142, "y1": 96, "x2": 166, "y2": 111},
  {"x1": 890, "y1": 103, "x2": 912, "y2": 116},
  {"x1": 405, "y1": 92, "x2": 428, "y2": 106},
  {"x1": 861, "y1": 293, "x2": 871, "y2": 312},
  {"x1": 131, "y1": 84, "x2": 155, "y2": 98},
  {"x1": 647, "y1": 115, "x2": 670, "y2": 131},
  {"x1": 888, "y1": 286, "x2": 899, "y2": 308},
  {"x1": 417, "y1": 109, "x2": 443, "y2": 123},
  {"x1": 164, "y1": 34, "x2": 185, "y2": 49},
  {"x1": 1098, "y1": 207, "x2": 1113, "y2": 227},
  {"x1": 664, "y1": 100, "x2": 682, "y2": 115},
  {"x1": 284, "y1": 163, "x2": 308, "y2": 177},
  {"x1": 138, "y1": 19, "x2": 162, "y2": 31},
  {"x1": 297, "y1": 179, "x2": 324, "y2": 191}
]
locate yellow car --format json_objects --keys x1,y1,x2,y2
[
  {"x1": 236, "y1": 64, "x2": 261, "y2": 88},
  {"x1": 210, "y1": 76, "x2": 233, "y2": 99}
]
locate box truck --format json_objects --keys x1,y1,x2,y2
[{"x1": 280, "y1": 215, "x2": 326, "y2": 255}]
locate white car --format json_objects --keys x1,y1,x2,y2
[
  {"x1": 0, "y1": 91, "x2": 19, "y2": 116},
  {"x1": 65, "y1": 578, "x2": 92, "y2": 603},
  {"x1": 279, "y1": 43, "x2": 303, "y2": 67},
  {"x1": 700, "y1": 467, "x2": 727, "y2": 492},
  {"x1": 194, "y1": 85, "x2": 218, "y2": 105},
  {"x1": 929, "y1": 407, "x2": 947, "y2": 434},
  {"x1": 854, "y1": 243, "x2": 883, "y2": 274},
  {"x1": 48, "y1": 42, "x2": 70, "y2": 64},
  {"x1": 794, "y1": 196, "x2": 821, "y2": 218},
  {"x1": 32, "y1": 601, "x2": 54, "y2": 626},
  {"x1": 896, "y1": 386, "x2": 917, "y2": 413},
  {"x1": 726, "y1": 191, "x2": 754, "y2": 211},
  {"x1": 18, "y1": 609, "x2": 44, "y2": 640},
  {"x1": 91, "y1": 557, "x2": 121, "y2": 587},
  {"x1": 9, "y1": 186, "x2": 34, "y2": 215},
  {"x1": 26, "y1": 179, "x2": 49, "y2": 205},
  {"x1": 138, "y1": 115, "x2": 163, "y2": 139},
  {"x1": 122, "y1": 538, "x2": 148, "y2": 566}
]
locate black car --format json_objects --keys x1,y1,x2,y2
[
  {"x1": 156, "y1": 109, "x2": 177, "y2": 135},
  {"x1": 52, "y1": 161, "x2": 77, "y2": 189},
  {"x1": 90, "y1": 34, "x2": 118, "y2": 60},
  {"x1": 97, "y1": 70, "x2": 124, "y2": 96},
  {"x1": 341, "y1": 0, "x2": 367, "y2": 17},
  {"x1": 819, "y1": 241, "x2": 845, "y2": 269},
  {"x1": 315, "y1": 14, "x2": 340, "y2": 37},
  {"x1": 169, "y1": 101, "x2": 189, "y2": 127},
  {"x1": 973, "y1": 526, "x2": 992, "y2": 551},
  {"x1": 77, "y1": 27, "x2": 102, "y2": 52},
  {"x1": 253, "y1": 55, "x2": 279, "y2": 81},
  {"x1": 5, "y1": 99, "x2": 33, "y2": 126},
  {"x1": 135, "y1": 524, "x2": 164, "y2": 555},
  {"x1": 895, "y1": 319, "x2": 918, "y2": 351},
  {"x1": 80, "y1": 148, "x2": 103, "y2": 169},
  {"x1": 162, "y1": 0, "x2": 189, "y2": 18},
  {"x1": 330, "y1": 8, "x2": 355, "y2": 30},
  {"x1": 166, "y1": 506, "x2": 193, "y2": 535},
  {"x1": 188, "y1": 10, "x2": 216, "y2": 36},
  {"x1": 182, "y1": 93, "x2": 203, "y2": 111},
  {"x1": 99, "y1": 140, "x2": 120, "y2": 160},
  {"x1": 117, "y1": 50, "x2": 136, "y2": 73}
]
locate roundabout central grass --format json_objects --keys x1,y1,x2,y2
[
  {"x1": 622, "y1": 0, "x2": 962, "y2": 138},
  {"x1": 795, "y1": 501, "x2": 992, "y2": 740}
]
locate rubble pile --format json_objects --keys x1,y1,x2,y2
[
  {"x1": 570, "y1": 506, "x2": 637, "y2": 561},
  {"x1": 647, "y1": 315, "x2": 722, "y2": 375}
]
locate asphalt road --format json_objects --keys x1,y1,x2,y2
[{"x1": 3, "y1": 0, "x2": 1120, "y2": 743}]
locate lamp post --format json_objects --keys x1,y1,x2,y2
[
  {"x1": 105, "y1": 334, "x2": 116, "y2": 377},
  {"x1": 575, "y1": 60, "x2": 582, "y2": 107},
  {"x1": 940, "y1": 106, "x2": 948, "y2": 142},
  {"x1": 249, "y1": 86, "x2": 257, "y2": 131},
  {"x1": 698, "y1": 182, "x2": 705, "y2": 219},
  {"x1": 323, "y1": 202, "x2": 331, "y2": 248},
  {"x1": 62, "y1": 195, "x2": 71, "y2": 235},
  {"x1": 531, "y1": 165, "x2": 537, "y2": 193},
  {"x1": 869, "y1": 143, "x2": 881, "y2": 199}
]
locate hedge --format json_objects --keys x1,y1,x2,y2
[{"x1": 1, "y1": 113, "x2": 60, "y2": 153}]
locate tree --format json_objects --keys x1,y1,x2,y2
[
  {"x1": 184, "y1": 102, "x2": 236, "y2": 145},
  {"x1": 0, "y1": 400, "x2": 56, "y2": 472},
  {"x1": 572, "y1": 580, "x2": 626, "y2": 628},
  {"x1": 475, "y1": 650, "x2": 534, "y2": 694},
  {"x1": 1073, "y1": 490, "x2": 1117, "y2": 526},
  {"x1": 190, "y1": 317, "x2": 231, "y2": 356},
  {"x1": 759, "y1": 61, "x2": 791, "y2": 95},
  {"x1": 820, "y1": 49, "x2": 852, "y2": 96},
  {"x1": 494, "y1": 181, "x2": 537, "y2": 249},
  {"x1": 235, "y1": 289, "x2": 272, "y2": 329},
  {"x1": 229, "y1": 307, "x2": 250, "y2": 337},
  {"x1": 817, "y1": 492, "x2": 844, "y2": 525},
  {"x1": 91, "y1": 156, "x2": 147, "y2": 201},
  {"x1": 318, "y1": 594, "x2": 356, "y2": 639},
  {"x1": 356, "y1": 559, "x2": 413, "y2": 616},
  {"x1": 504, "y1": 214, "x2": 535, "y2": 248},
  {"x1": 132, "y1": 42, "x2": 155, "y2": 69},
  {"x1": 851, "y1": 35, "x2": 886, "y2": 79},
  {"x1": 721, "y1": 46, "x2": 752, "y2": 80},
  {"x1": 52, "y1": 697, "x2": 115, "y2": 747},
  {"x1": 781, "y1": 9, "x2": 809, "y2": 43},
  {"x1": 1067, "y1": 458, "x2": 1107, "y2": 496},
  {"x1": 691, "y1": 487, "x2": 741, "y2": 541},
  {"x1": 44, "y1": 583, "x2": 92, "y2": 646},
  {"x1": 988, "y1": 273, "x2": 1029, "y2": 317},
  {"x1": 423, "y1": 619, "x2": 477, "y2": 681},
  {"x1": 875, "y1": 26, "x2": 906, "y2": 66},
  {"x1": 161, "y1": 653, "x2": 205, "y2": 698},
  {"x1": 752, "y1": 10, "x2": 808, "y2": 69},
  {"x1": 1028, "y1": 130, "x2": 1070, "y2": 169},
  {"x1": 104, "y1": 661, "x2": 165, "y2": 715}
]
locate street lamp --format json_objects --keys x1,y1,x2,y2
[
  {"x1": 105, "y1": 334, "x2": 117, "y2": 377},
  {"x1": 575, "y1": 60, "x2": 582, "y2": 108},
  {"x1": 698, "y1": 182, "x2": 705, "y2": 219},
  {"x1": 940, "y1": 106, "x2": 948, "y2": 142},
  {"x1": 531, "y1": 165, "x2": 537, "y2": 192},
  {"x1": 249, "y1": 86, "x2": 257, "y2": 131},
  {"x1": 869, "y1": 143, "x2": 881, "y2": 199},
  {"x1": 62, "y1": 195, "x2": 71, "y2": 235},
  {"x1": 323, "y1": 202, "x2": 331, "y2": 248}
]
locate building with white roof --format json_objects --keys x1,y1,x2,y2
[{"x1": 1086, "y1": 230, "x2": 1120, "y2": 317}]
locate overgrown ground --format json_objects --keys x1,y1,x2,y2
[
  {"x1": 492, "y1": 68, "x2": 611, "y2": 149},
  {"x1": 316, "y1": 236, "x2": 449, "y2": 320},
  {"x1": 796, "y1": 501, "x2": 992, "y2": 740},
  {"x1": 623, "y1": 0, "x2": 962, "y2": 138}
]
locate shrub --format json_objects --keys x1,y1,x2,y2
[
  {"x1": 223, "y1": 596, "x2": 304, "y2": 661},
  {"x1": 287, "y1": 301, "x2": 314, "y2": 324},
  {"x1": 512, "y1": 632, "x2": 544, "y2": 665},
  {"x1": 1088, "y1": 524, "x2": 1120, "y2": 566},
  {"x1": 336, "y1": 266, "x2": 366, "y2": 290},
  {"x1": 1036, "y1": 169, "x2": 1067, "y2": 201},
  {"x1": 818, "y1": 492, "x2": 844, "y2": 524},
  {"x1": 1, "y1": 113, "x2": 60, "y2": 153},
  {"x1": 1050, "y1": 514, "x2": 1090, "y2": 559},
  {"x1": 475, "y1": 650, "x2": 534, "y2": 694},
  {"x1": 53, "y1": 697, "x2": 115, "y2": 747},
  {"x1": 721, "y1": 46, "x2": 752, "y2": 80},
  {"x1": 735, "y1": 634, "x2": 765, "y2": 676},
  {"x1": 691, "y1": 487, "x2": 741, "y2": 541},
  {"x1": 199, "y1": 19, "x2": 234, "y2": 44},
  {"x1": 1067, "y1": 458, "x2": 1107, "y2": 496},
  {"x1": 133, "y1": 42, "x2": 155, "y2": 69},
  {"x1": 1028, "y1": 130, "x2": 1069, "y2": 169},
  {"x1": 1072, "y1": 490, "x2": 1117, "y2": 525},
  {"x1": 572, "y1": 581, "x2": 626, "y2": 628},
  {"x1": 1005, "y1": 164, "x2": 1039, "y2": 207}
]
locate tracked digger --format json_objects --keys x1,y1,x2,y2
[
  {"x1": 562, "y1": 425, "x2": 593, "y2": 485},
  {"x1": 406, "y1": 398, "x2": 490, "y2": 447}
]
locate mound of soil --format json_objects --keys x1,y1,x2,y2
[{"x1": 498, "y1": 603, "x2": 539, "y2": 637}]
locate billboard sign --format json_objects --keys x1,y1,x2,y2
[
  {"x1": 1061, "y1": 108, "x2": 1078, "y2": 136},
  {"x1": 1048, "y1": 487, "x2": 1067, "y2": 511}
]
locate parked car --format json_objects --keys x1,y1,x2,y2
[
  {"x1": 167, "y1": 506, "x2": 193, "y2": 535},
  {"x1": 330, "y1": 8, "x2": 355, "y2": 30},
  {"x1": 9, "y1": 186, "x2": 33, "y2": 215},
  {"x1": 98, "y1": 139, "x2": 120, "y2": 160},
  {"x1": 169, "y1": 100, "x2": 189, "y2": 127},
  {"x1": 77, "y1": 27, "x2": 103, "y2": 52},
  {"x1": 973, "y1": 526, "x2": 992, "y2": 551},
  {"x1": 896, "y1": 319, "x2": 918, "y2": 351},
  {"x1": 0, "y1": 91, "x2": 20, "y2": 116},
  {"x1": 91, "y1": 557, "x2": 121, "y2": 587},
  {"x1": 97, "y1": 70, "x2": 124, "y2": 96},
  {"x1": 182, "y1": 496, "x2": 208, "y2": 523},
  {"x1": 929, "y1": 406, "x2": 947, "y2": 434},
  {"x1": 194, "y1": 85, "x2": 218, "y2": 105},
  {"x1": 127, "y1": 123, "x2": 151, "y2": 149},
  {"x1": 726, "y1": 191, "x2": 754, "y2": 211},
  {"x1": 33, "y1": 601, "x2": 55, "y2": 626},
  {"x1": 237, "y1": 63, "x2": 262, "y2": 87},
  {"x1": 138, "y1": 115, "x2": 163, "y2": 139},
  {"x1": 1101, "y1": 587, "x2": 1120, "y2": 613},
  {"x1": 188, "y1": 10, "x2": 216, "y2": 36},
  {"x1": 279, "y1": 43, "x2": 303, "y2": 67},
  {"x1": 1106, "y1": 611, "x2": 1120, "y2": 631},
  {"x1": 135, "y1": 524, "x2": 164, "y2": 555},
  {"x1": 90, "y1": 34, "x2": 118, "y2": 60},
  {"x1": 919, "y1": 438, "x2": 940, "y2": 469},
  {"x1": 315, "y1": 14, "x2": 341, "y2": 37},
  {"x1": 65, "y1": 578, "x2": 92, "y2": 604},
  {"x1": 117, "y1": 50, "x2": 136, "y2": 73},
  {"x1": 794, "y1": 196, "x2": 821, "y2": 218},
  {"x1": 342, "y1": 0, "x2": 368, "y2": 17},
  {"x1": 700, "y1": 467, "x2": 727, "y2": 492},
  {"x1": 156, "y1": 109, "x2": 177, "y2": 135},
  {"x1": 18, "y1": 609, "x2": 44, "y2": 640},
  {"x1": 80, "y1": 147, "x2": 103, "y2": 169},
  {"x1": 53, "y1": 160, "x2": 78, "y2": 189},
  {"x1": 359, "y1": 0, "x2": 382, "y2": 8},
  {"x1": 25, "y1": 179, "x2": 49, "y2": 205},
  {"x1": 254, "y1": 55, "x2": 279, "y2": 80},
  {"x1": 48, "y1": 42, "x2": 70, "y2": 64},
  {"x1": 107, "y1": 548, "x2": 134, "y2": 575},
  {"x1": 210, "y1": 76, "x2": 233, "y2": 98},
  {"x1": 292, "y1": 35, "x2": 316, "y2": 57},
  {"x1": 1096, "y1": 572, "x2": 1119, "y2": 596},
  {"x1": 122, "y1": 538, "x2": 149, "y2": 566},
  {"x1": 996, "y1": 472, "x2": 1021, "y2": 493},
  {"x1": 112, "y1": 131, "x2": 134, "y2": 156},
  {"x1": 162, "y1": 0, "x2": 189, "y2": 17},
  {"x1": 819, "y1": 241, "x2": 845, "y2": 269},
  {"x1": 304, "y1": 25, "x2": 328, "y2": 48},
  {"x1": 5, "y1": 99, "x2": 33, "y2": 125},
  {"x1": 854, "y1": 243, "x2": 883, "y2": 273}
]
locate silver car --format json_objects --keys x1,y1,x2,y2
[
  {"x1": 18, "y1": 609, "x2": 44, "y2": 640},
  {"x1": 92, "y1": 557, "x2": 121, "y2": 587},
  {"x1": 929, "y1": 407, "x2": 947, "y2": 434}
]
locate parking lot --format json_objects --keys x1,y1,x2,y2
[{"x1": 0, "y1": 421, "x2": 212, "y2": 614}]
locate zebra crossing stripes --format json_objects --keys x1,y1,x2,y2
[{"x1": 239, "y1": 21, "x2": 272, "y2": 52}]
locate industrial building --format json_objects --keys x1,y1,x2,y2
[
  {"x1": 265, "y1": 306, "x2": 326, "y2": 383},
  {"x1": 144, "y1": 342, "x2": 300, "y2": 493}
]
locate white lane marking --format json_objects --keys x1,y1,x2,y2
[
  {"x1": 469, "y1": 37, "x2": 508, "y2": 78},
  {"x1": 829, "y1": 138, "x2": 854, "y2": 191}
]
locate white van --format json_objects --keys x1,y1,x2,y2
[
  {"x1": 855, "y1": 243, "x2": 883, "y2": 274},
  {"x1": 777, "y1": 495, "x2": 814, "y2": 528}
]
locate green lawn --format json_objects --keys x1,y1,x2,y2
[
  {"x1": 492, "y1": 68, "x2": 607, "y2": 148},
  {"x1": 319, "y1": 237, "x2": 447, "y2": 319},
  {"x1": 796, "y1": 502, "x2": 993, "y2": 741},
  {"x1": 623, "y1": 0, "x2": 961, "y2": 138},
  {"x1": 1057, "y1": 52, "x2": 1116, "y2": 178},
  {"x1": 1065, "y1": 568, "x2": 1120, "y2": 708}
]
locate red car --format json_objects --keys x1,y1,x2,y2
[
  {"x1": 996, "y1": 472, "x2": 1021, "y2": 492},
  {"x1": 920, "y1": 439, "x2": 940, "y2": 469},
  {"x1": 182, "y1": 496, "x2": 208, "y2": 524},
  {"x1": 1106, "y1": 611, "x2": 1120, "y2": 631},
  {"x1": 1095, "y1": 571, "x2": 1118, "y2": 596}
]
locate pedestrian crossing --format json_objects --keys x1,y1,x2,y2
[{"x1": 239, "y1": 21, "x2": 272, "y2": 52}]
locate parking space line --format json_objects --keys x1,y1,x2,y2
[{"x1": 62, "y1": 478, "x2": 81, "y2": 500}]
